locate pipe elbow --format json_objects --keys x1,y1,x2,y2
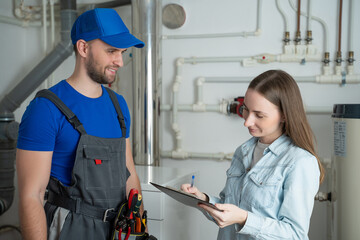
[
  {"x1": 176, "y1": 58, "x2": 184, "y2": 66},
  {"x1": 196, "y1": 77, "x2": 205, "y2": 86},
  {"x1": 172, "y1": 76, "x2": 182, "y2": 92},
  {"x1": 172, "y1": 123, "x2": 180, "y2": 133},
  {"x1": 254, "y1": 29, "x2": 262, "y2": 36}
]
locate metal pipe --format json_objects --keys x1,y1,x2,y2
[
  {"x1": 288, "y1": 0, "x2": 329, "y2": 52},
  {"x1": 132, "y1": 0, "x2": 161, "y2": 166},
  {"x1": 0, "y1": 0, "x2": 77, "y2": 216},
  {"x1": 84, "y1": 0, "x2": 131, "y2": 10},
  {"x1": 0, "y1": 0, "x2": 76, "y2": 116},
  {"x1": 347, "y1": 0, "x2": 355, "y2": 67},
  {"x1": 275, "y1": 0, "x2": 289, "y2": 33}
]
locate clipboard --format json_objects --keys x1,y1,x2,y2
[{"x1": 150, "y1": 182, "x2": 223, "y2": 213}]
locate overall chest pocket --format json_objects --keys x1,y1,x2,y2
[
  {"x1": 82, "y1": 145, "x2": 127, "y2": 190},
  {"x1": 242, "y1": 172, "x2": 282, "y2": 209}
]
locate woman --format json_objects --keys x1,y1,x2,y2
[{"x1": 182, "y1": 70, "x2": 325, "y2": 240}]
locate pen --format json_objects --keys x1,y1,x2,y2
[{"x1": 191, "y1": 175, "x2": 195, "y2": 188}]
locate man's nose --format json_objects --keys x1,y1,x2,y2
[{"x1": 114, "y1": 53, "x2": 124, "y2": 67}]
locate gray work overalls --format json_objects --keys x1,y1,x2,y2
[{"x1": 36, "y1": 88, "x2": 129, "y2": 240}]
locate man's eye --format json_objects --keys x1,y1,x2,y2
[{"x1": 256, "y1": 114, "x2": 264, "y2": 119}]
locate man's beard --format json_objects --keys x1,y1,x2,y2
[{"x1": 85, "y1": 51, "x2": 116, "y2": 85}]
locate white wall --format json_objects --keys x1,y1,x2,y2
[
  {"x1": 0, "y1": 0, "x2": 359, "y2": 239},
  {"x1": 159, "y1": 0, "x2": 360, "y2": 239}
]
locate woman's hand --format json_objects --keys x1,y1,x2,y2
[
  {"x1": 181, "y1": 183, "x2": 207, "y2": 201},
  {"x1": 199, "y1": 203, "x2": 248, "y2": 228}
]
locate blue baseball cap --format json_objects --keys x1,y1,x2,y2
[{"x1": 71, "y1": 8, "x2": 144, "y2": 48}]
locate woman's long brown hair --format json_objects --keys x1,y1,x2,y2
[{"x1": 249, "y1": 70, "x2": 325, "y2": 183}]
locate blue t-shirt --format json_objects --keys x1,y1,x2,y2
[{"x1": 17, "y1": 80, "x2": 131, "y2": 185}]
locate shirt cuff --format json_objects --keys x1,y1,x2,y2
[
  {"x1": 237, "y1": 211, "x2": 264, "y2": 236},
  {"x1": 208, "y1": 195, "x2": 221, "y2": 205},
  {"x1": 203, "y1": 195, "x2": 221, "y2": 223}
]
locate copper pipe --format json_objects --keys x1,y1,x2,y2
[
  {"x1": 294, "y1": 0, "x2": 301, "y2": 45},
  {"x1": 347, "y1": 51, "x2": 354, "y2": 65},
  {"x1": 284, "y1": 31, "x2": 290, "y2": 45},
  {"x1": 297, "y1": 0, "x2": 301, "y2": 33},
  {"x1": 338, "y1": 0, "x2": 343, "y2": 53},
  {"x1": 335, "y1": 0, "x2": 343, "y2": 66}
]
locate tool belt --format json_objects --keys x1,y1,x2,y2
[
  {"x1": 46, "y1": 190, "x2": 118, "y2": 222},
  {"x1": 111, "y1": 201, "x2": 157, "y2": 240}
]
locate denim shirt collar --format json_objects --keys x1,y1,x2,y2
[
  {"x1": 243, "y1": 134, "x2": 291, "y2": 157},
  {"x1": 267, "y1": 134, "x2": 292, "y2": 156}
]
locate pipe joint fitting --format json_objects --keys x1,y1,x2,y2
[
  {"x1": 196, "y1": 77, "x2": 205, "y2": 86},
  {"x1": 172, "y1": 76, "x2": 182, "y2": 92},
  {"x1": 192, "y1": 103, "x2": 206, "y2": 112},
  {"x1": 176, "y1": 58, "x2": 184, "y2": 66},
  {"x1": 171, "y1": 150, "x2": 188, "y2": 159},
  {"x1": 254, "y1": 29, "x2": 262, "y2": 36},
  {"x1": 171, "y1": 123, "x2": 180, "y2": 133}
]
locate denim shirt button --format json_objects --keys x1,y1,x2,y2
[{"x1": 246, "y1": 167, "x2": 251, "y2": 172}]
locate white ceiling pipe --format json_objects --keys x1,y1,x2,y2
[
  {"x1": 183, "y1": 53, "x2": 323, "y2": 66},
  {"x1": 184, "y1": 56, "x2": 251, "y2": 64},
  {"x1": 348, "y1": 0, "x2": 354, "y2": 51},
  {"x1": 0, "y1": 15, "x2": 43, "y2": 27},
  {"x1": 42, "y1": 0, "x2": 47, "y2": 53},
  {"x1": 204, "y1": 77, "x2": 252, "y2": 83},
  {"x1": 161, "y1": 150, "x2": 233, "y2": 161},
  {"x1": 288, "y1": 0, "x2": 329, "y2": 52},
  {"x1": 161, "y1": 104, "x2": 222, "y2": 113},
  {"x1": 307, "y1": 0, "x2": 313, "y2": 32},
  {"x1": 162, "y1": 103, "x2": 332, "y2": 115},
  {"x1": 42, "y1": 0, "x2": 48, "y2": 89},
  {"x1": 196, "y1": 77, "x2": 205, "y2": 106},
  {"x1": 161, "y1": 150, "x2": 188, "y2": 160},
  {"x1": 171, "y1": 59, "x2": 184, "y2": 152},
  {"x1": 50, "y1": 0, "x2": 56, "y2": 45},
  {"x1": 163, "y1": 0, "x2": 263, "y2": 40},
  {"x1": 14, "y1": 0, "x2": 42, "y2": 21},
  {"x1": 189, "y1": 152, "x2": 233, "y2": 161},
  {"x1": 47, "y1": 0, "x2": 56, "y2": 88},
  {"x1": 316, "y1": 73, "x2": 360, "y2": 84},
  {"x1": 163, "y1": 31, "x2": 261, "y2": 40},
  {"x1": 276, "y1": 0, "x2": 289, "y2": 32}
]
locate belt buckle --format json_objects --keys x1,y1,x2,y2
[{"x1": 103, "y1": 208, "x2": 115, "y2": 222}]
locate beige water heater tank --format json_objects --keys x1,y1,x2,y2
[{"x1": 332, "y1": 104, "x2": 360, "y2": 240}]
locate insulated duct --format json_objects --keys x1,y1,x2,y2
[
  {"x1": 0, "y1": 0, "x2": 77, "y2": 216},
  {"x1": 85, "y1": 0, "x2": 131, "y2": 10},
  {"x1": 132, "y1": 0, "x2": 161, "y2": 166}
]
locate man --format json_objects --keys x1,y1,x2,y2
[{"x1": 16, "y1": 8, "x2": 145, "y2": 239}]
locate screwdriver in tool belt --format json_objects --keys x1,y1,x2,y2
[
  {"x1": 134, "y1": 194, "x2": 142, "y2": 232},
  {"x1": 142, "y1": 210, "x2": 147, "y2": 228},
  {"x1": 127, "y1": 189, "x2": 138, "y2": 219},
  {"x1": 133, "y1": 194, "x2": 142, "y2": 214}
]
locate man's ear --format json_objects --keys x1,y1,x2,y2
[{"x1": 76, "y1": 39, "x2": 88, "y2": 57}]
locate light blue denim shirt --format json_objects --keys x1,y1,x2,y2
[{"x1": 209, "y1": 135, "x2": 320, "y2": 240}]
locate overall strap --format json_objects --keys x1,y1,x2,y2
[
  {"x1": 35, "y1": 89, "x2": 87, "y2": 134},
  {"x1": 105, "y1": 87, "x2": 127, "y2": 138}
]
